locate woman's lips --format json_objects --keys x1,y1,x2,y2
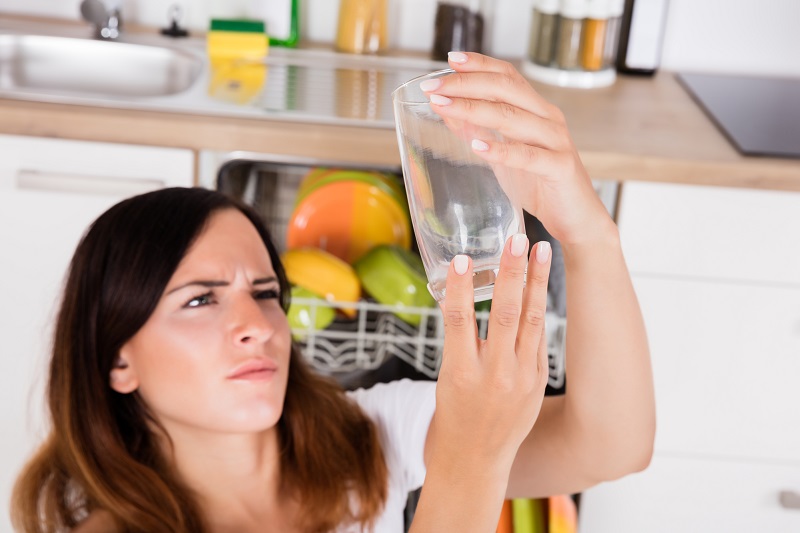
[{"x1": 227, "y1": 359, "x2": 278, "y2": 380}]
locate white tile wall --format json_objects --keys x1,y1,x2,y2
[{"x1": 1, "y1": 0, "x2": 799, "y2": 76}]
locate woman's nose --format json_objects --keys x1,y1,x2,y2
[{"x1": 229, "y1": 294, "x2": 275, "y2": 346}]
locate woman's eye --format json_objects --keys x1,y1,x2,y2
[
  {"x1": 255, "y1": 289, "x2": 280, "y2": 300},
  {"x1": 185, "y1": 292, "x2": 214, "y2": 308}
]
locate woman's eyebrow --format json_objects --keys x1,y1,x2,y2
[
  {"x1": 167, "y1": 280, "x2": 228, "y2": 295},
  {"x1": 167, "y1": 276, "x2": 278, "y2": 295}
]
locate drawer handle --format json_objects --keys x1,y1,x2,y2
[
  {"x1": 17, "y1": 169, "x2": 164, "y2": 197},
  {"x1": 780, "y1": 490, "x2": 800, "y2": 510}
]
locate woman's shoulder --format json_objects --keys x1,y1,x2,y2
[{"x1": 72, "y1": 510, "x2": 118, "y2": 533}]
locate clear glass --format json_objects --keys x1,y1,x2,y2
[{"x1": 392, "y1": 69, "x2": 525, "y2": 303}]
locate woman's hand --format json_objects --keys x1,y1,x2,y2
[
  {"x1": 436, "y1": 234, "x2": 550, "y2": 468},
  {"x1": 421, "y1": 52, "x2": 615, "y2": 247},
  {"x1": 413, "y1": 235, "x2": 552, "y2": 533},
  {"x1": 435, "y1": 235, "x2": 552, "y2": 472}
]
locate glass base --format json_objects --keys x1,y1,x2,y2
[{"x1": 427, "y1": 267, "x2": 527, "y2": 303}]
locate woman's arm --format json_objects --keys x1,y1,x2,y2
[
  {"x1": 421, "y1": 52, "x2": 656, "y2": 499},
  {"x1": 507, "y1": 225, "x2": 655, "y2": 497}
]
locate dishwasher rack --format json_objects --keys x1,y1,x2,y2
[
  {"x1": 217, "y1": 161, "x2": 585, "y2": 388},
  {"x1": 291, "y1": 296, "x2": 567, "y2": 385}
]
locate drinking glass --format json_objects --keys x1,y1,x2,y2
[{"x1": 392, "y1": 69, "x2": 525, "y2": 303}]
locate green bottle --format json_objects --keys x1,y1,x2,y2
[{"x1": 251, "y1": 0, "x2": 299, "y2": 47}]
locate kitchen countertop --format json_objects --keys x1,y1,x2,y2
[{"x1": 1, "y1": 16, "x2": 798, "y2": 191}]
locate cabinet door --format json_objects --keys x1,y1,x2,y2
[
  {"x1": 634, "y1": 275, "x2": 800, "y2": 463},
  {"x1": 617, "y1": 181, "x2": 800, "y2": 285},
  {"x1": 579, "y1": 454, "x2": 800, "y2": 533},
  {"x1": 0, "y1": 135, "x2": 193, "y2": 531}
]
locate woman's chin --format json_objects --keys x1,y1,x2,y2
[{"x1": 219, "y1": 404, "x2": 284, "y2": 433}]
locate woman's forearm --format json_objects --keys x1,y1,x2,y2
[
  {"x1": 561, "y1": 220, "x2": 656, "y2": 479},
  {"x1": 410, "y1": 414, "x2": 516, "y2": 533},
  {"x1": 410, "y1": 451, "x2": 509, "y2": 533}
]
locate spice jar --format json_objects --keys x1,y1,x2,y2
[
  {"x1": 523, "y1": 0, "x2": 616, "y2": 88},
  {"x1": 431, "y1": 0, "x2": 492, "y2": 61},
  {"x1": 527, "y1": 0, "x2": 560, "y2": 66},
  {"x1": 580, "y1": 0, "x2": 611, "y2": 71},
  {"x1": 336, "y1": 0, "x2": 388, "y2": 54},
  {"x1": 555, "y1": 0, "x2": 588, "y2": 70}
]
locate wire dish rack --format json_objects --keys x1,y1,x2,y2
[
  {"x1": 291, "y1": 298, "x2": 567, "y2": 388},
  {"x1": 218, "y1": 162, "x2": 584, "y2": 389}
]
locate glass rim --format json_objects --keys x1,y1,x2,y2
[{"x1": 391, "y1": 68, "x2": 456, "y2": 105}]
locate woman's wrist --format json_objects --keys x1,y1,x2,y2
[{"x1": 560, "y1": 214, "x2": 620, "y2": 256}]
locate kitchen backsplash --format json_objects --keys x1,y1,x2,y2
[{"x1": 0, "y1": 0, "x2": 798, "y2": 77}]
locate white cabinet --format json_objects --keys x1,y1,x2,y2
[
  {"x1": 615, "y1": 182, "x2": 800, "y2": 285},
  {"x1": 579, "y1": 455, "x2": 800, "y2": 533},
  {"x1": 634, "y1": 277, "x2": 800, "y2": 463},
  {"x1": 580, "y1": 181, "x2": 800, "y2": 533},
  {"x1": 0, "y1": 135, "x2": 193, "y2": 531}
]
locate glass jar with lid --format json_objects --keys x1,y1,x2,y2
[
  {"x1": 336, "y1": 0, "x2": 388, "y2": 54},
  {"x1": 431, "y1": 0, "x2": 493, "y2": 61},
  {"x1": 528, "y1": 0, "x2": 561, "y2": 67}
]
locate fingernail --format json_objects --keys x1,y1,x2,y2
[
  {"x1": 471, "y1": 139, "x2": 489, "y2": 152},
  {"x1": 429, "y1": 94, "x2": 452, "y2": 106},
  {"x1": 419, "y1": 78, "x2": 442, "y2": 92},
  {"x1": 511, "y1": 234, "x2": 528, "y2": 257},
  {"x1": 453, "y1": 254, "x2": 469, "y2": 275},
  {"x1": 448, "y1": 51, "x2": 468, "y2": 63},
  {"x1": 536, "y1": 241, "x2": 551, "y2": 264}
]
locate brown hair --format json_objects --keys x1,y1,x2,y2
[{"x1": 11, "y1": 187, "x2": 387, "y2": 532}]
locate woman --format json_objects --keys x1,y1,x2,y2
[{"x1": 12, "y1": 53, "x2": 655, "y2": 532}]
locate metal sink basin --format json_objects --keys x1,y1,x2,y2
[{"x1": 0, "y1": 34, "x2": 202, "y2": 98}]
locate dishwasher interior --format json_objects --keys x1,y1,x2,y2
[{"x1": 215, "y1": 157, "x2": 619, "y2": 393}]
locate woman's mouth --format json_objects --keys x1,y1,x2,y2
[{"x1": 227, "y1": 359, "x2": 278, "y2": 381}]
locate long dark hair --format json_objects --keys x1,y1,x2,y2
[{"x1": 11, "y1": 187, "x2": 387, "y2": 532}]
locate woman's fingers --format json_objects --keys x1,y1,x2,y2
[
  {"x1": 485, "y1": 234, "x2": 529, "y2": 359},
  {"x1": 471, "y1": 138, "x2": 573, "y2": 179},
  {"x1": 429, "y1": 96, "x2": 568, "y2": 151},
  {"x1": 517, "y1": 241, "x2": 552, "y2": 371},
  {"x1": 441, "y1": 254, "x2": 479, "y2": 361},
  {"x1": 421, "y1": 71, "x2": 554, "y2": 120},
  {"x1": 440, "y1": 52, "x2": 556, "y2": 117}
]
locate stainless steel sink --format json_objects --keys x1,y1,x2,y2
[{"x1": 0, "y1": 34, "x2": 202, "y2": 98}]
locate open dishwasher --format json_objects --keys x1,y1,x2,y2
[{"x1": 213, "y1": 156, "x2": 618, "y2": 392}]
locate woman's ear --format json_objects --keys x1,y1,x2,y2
[{"x1": 110, "y1": 346, "x2": 139, "y2": 394}]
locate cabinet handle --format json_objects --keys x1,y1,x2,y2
[
  {"x1": 780, "y1": 490, "x2": 800, "y2": 510},
  {"x1": 16, "y1": 170, "x2": 164, "y2": 197}
]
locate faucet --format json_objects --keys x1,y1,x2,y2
[{"x1": 80, "y1": 0, "x2": 122, "y2": 40}]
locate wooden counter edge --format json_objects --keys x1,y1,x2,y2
[{"x1": 0, "y1": 98, "x2": 798, "y2": 192}]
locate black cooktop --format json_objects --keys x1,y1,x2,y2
[{"x1": 677, "y1": 72, "x2": 800, "y2": 159}]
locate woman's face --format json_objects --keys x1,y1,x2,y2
[{"x1": 112, "y1": 208, "x2": 292, "y2": 435}]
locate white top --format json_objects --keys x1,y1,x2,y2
[{"x1": 337, "y1": 379, "x2": 437, "y2": 533}]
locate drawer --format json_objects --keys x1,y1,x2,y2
[
  {"x1": 579, "y1": 454, "x2": 800, "y2": 533},
  {"x1": 0, "y1": 134, "x2": 194, "y2": 191},
  {"x1": 634, "y1": 276, "x2": 800, "y2": 463},
  {"x1": 617, "y1": 181, "x2": 800, "y2": 285}
]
